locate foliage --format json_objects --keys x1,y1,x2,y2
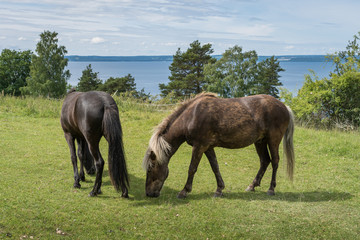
[
  {"x1": 76, "y1": 64, "x2": 102, "y2": 92},
  {"x1": 0, "y1": 49, "x2": 32, "y2": 96},
  {"x1": 1, "y1": 97, "x2": 360, "y2": 239},
  {"x1": 99, "y1": 74, "x2": 136, "y2": 93},
  {"x1": 279, "y1": 87, "x2": 294, "y2": 107},
  {"x1": 326, "y1": 31, "x2": 360, "y2": 76},
  {"x1": 204, "y1": 46, "x2": 283, "y2": 98},
  {"x1": 256, "y1": 56, "x2": 284, "y2": 98},
  {"x1": 289, "y1": 71, "x2": 332, "y2": 127},
  {"x1": 330, "y1": 71, "x2": 360, "y2": 125},
  {"x1": 21, "y1": 30, "x2": 70, "y2": 98},
  {"x1": 204, "y1": 46, "x2": 257, "y2": 97},
  {"x1": 98, "y1": 74, "x2": 151, "y2": 100},
  {"x1": 159, "y1": 40, "x2": 215, "y2": 98},
  {"x1": 288, "y1": 32, "x2": 360, "y2": 128},
  {"x1": 290, "y1": 71, "x2": 360, "y2": 128}
]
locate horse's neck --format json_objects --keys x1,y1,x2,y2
[{"x1": 163, "y1": 123, "x2": 186, "y2": 157}]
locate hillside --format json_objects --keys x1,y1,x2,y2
[{"x1": 0, "y1": 95, "x2": 359, "y2": 239}]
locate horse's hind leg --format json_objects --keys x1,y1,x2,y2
[
  {"x1": 205, "y1": 148, "x2": 225, "y2": 197},
  {"x1": 77, "y1": 139, "x2": 86, "y2": 182},
  {"x1": 83, "y1": 143, "x2": 96, "y2": 175},
  {"x1": 267, "y1": 141, "x2": 281, "y2": 196},
  {"x1": 87, "y1": 140, "x2": 104, "y2": 197},
  {"x1": 64, "y1": 133, "x2": 81, "y2": 188},
  {"x1": 246, "y1": 140, "x2": 271, "y2": 192}
]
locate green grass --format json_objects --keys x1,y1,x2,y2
[{"x1": 1, "y1": 96, "x2": 360, "y2": 239}]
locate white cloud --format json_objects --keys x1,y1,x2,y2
[
  {"x1": 1, "y1": 0, "x2": 359, "y2": 55},
  {"x1": 90, "y1": 37, "x2": 105, "y2": 44}
]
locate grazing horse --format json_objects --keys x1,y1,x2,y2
[
  {"x1": 143, "y1": 93, "x2": 294, "y2": 198},
  {"x1": 61, "y1": 90, "x2": 129, "y2": 197}
]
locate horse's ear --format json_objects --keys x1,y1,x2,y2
[
  {"x1": 150, "y1": 151, "x2": 156, "y2": 161},
  {"x1": 67, "y1": 88, "x2": 76, "y2": 94}
]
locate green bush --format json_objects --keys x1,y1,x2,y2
[{"x1": 287, "y1": 71, "x2": 360, "y2": 129}]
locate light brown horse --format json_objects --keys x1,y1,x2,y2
[{"x1": 143, "y1": 93, "x2": 294, "y2": 198}]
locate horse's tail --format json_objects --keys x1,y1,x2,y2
[
  {"x1": 283, "y1": 106, "x2": 295, "y2": 181},
  {"x1": 103, "y1": 104, "x2": 129, "y2": 197}
]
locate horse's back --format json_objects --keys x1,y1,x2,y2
[
  {"x1": 183, "y1": 94, "x2": 290, "y2": 148},
  {"x1": 239, "y1": 94, "x2": 290, "y2": 127},
  {"x1": 213, "y1": 94, "x2": 289, "y2": 129},
  {"x1": 61, "y1": 91, "x2": 117, "y2": 138},
  {"x1": 76, "y1": 91, "x2": 118, "y2": 135}
]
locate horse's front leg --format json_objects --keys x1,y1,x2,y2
[
  {"x1": 205, "y1": 148, "x2": 225, "y2": 197},
  {"x1": 64, "y1": 134, "x2": 81, "y2": 188},
  {"x1": 177, "y1": 145, "x2": 205, "y2": 199}
]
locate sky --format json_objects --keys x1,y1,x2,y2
[{"x1": 1, "y1": 0, "x2": 359, "y2": 56}]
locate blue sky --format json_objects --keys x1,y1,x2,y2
[{"x1": 1, "y1": 0, "x2": 359, "y2": 56}]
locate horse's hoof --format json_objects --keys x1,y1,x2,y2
[
  {"x1": 245, "y1": 186, "x2": 254, "y2": 192},
  {"x1": 88, "y1": 191, "x2": 97, "y2": 197},
  {"x1": 214, "y1": 191, "x2": 223, "y2": 198},
  {"x1": 122, "y1": 192, "x2": 129, "y2": 198},
  {"x1": 267, "y1": 190, "x2": 275, "y2": 196},
  {"x1": 80, "y1": 176, "x2": 85, "y2": 182},
  {"x1": 177, "y1": 191, "x2": 187, "y2": 199},
  {"x1": 74, "y1": 183, "x2": 81, "y2": 188}
]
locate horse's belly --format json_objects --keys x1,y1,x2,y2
[
  {"x1": 216, "y1": 128, "x2": 262, "y2": 149},
  {"x1": 218, "y1": 137, "x2": 258, "y2": 149}
]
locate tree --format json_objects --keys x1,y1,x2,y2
[
  {"x1": 21, "y1": 31, "x2": 70, "y2": 98},
  {"x1": 329, "y1": 71, "x2": 360, "y2": 125},
  {"x1": 159, "y1": 40, "x2": 215, "y2": 98},
  {"x1": 326, "y1": 31, "x2": 360, "y2": 76},
  {"x1": 255, "y1": 56, "x2": 284, "y2": 98},
  {"x1": 0, "y1": 49, "x2": 32, "y2": 96},
  {"x1": 204, "y1": 46, "x2": 257, "y2": 97},
  {"x1": 77, "y1": 64, "x2": 102, "y2": 92},
  {"x1": 290, "y1": 71, "x2": 360, "y2": 127},
  {"x1": 288, "y1": 32, "x2": 360, "y2": 128},
  {"x1": 98, "y1": 74, "x2": 150, "y2": 99},
  {"x1": 98, "y1": 74, "x2": 136, "y2": 94},
  {"x1": 288, "y1": 71, "x2": 332, "y2": 126},
  {"x1": 204, "y1": 45, "x2": 283, "y2": 98}
]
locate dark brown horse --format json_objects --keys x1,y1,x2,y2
[
  {"x1": 61, "y1": 90, "x2": 129, "y2": 197},
  {"x1": 143, "y1": 93, "x2": 294, "y2": 198}
]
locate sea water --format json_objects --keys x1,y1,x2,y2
[{"x1": 66, "y1": 57, "x2": 334, "y2": 96}]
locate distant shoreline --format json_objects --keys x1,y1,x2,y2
[{"x1": 65, "y1": 55, "x2": 327, "y2": 63}]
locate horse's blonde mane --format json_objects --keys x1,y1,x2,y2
[{"x1": 143, "y1": 92, "x2": 217, "y2": 170}]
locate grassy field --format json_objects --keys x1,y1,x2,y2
[{"x1": 1, "y1": 96, "x2": 360, "y2": 239}]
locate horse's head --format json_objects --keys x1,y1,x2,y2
[{"x1": 143, "y1": 147, "x2": 170, "y2": 197}]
